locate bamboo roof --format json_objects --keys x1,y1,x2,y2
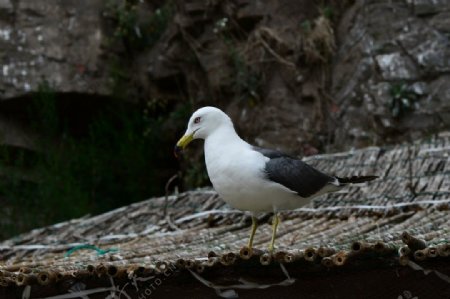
[{"x1": 0, "y1": 132, "x2": 449, "y2": 297}]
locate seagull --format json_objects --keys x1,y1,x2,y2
[{"x1": 175, "y1": 106, "x2": 377, "y2": 252}]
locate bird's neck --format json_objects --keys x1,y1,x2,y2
[
  {"x1": 203, "y1": 126, "x2": 252, "y2": 186},
  {"x1": 204, "y1": 126, "x2": 249, "y2": 153}
]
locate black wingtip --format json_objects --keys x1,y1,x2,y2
[{"x1": 337, "y1": 175, "x2": 379, "y2": 184}]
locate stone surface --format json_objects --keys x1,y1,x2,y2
[
  {"x1": 331, "y1": 0, "x2": 450, "y2": 149},
  {"x1": 409, "y1": 0, "x2": 449, "y2": 16},
  {"x1": 0, "y1": 0, "x2": 110, "y2": 100},
  {"x1": 375, "y1": 53, "x2": 420, "y2": 80},
  {"x1": 0, "y1": 0, "x2": 449, "y2": 155}
]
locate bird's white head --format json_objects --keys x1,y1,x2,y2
[{"x1": 174, "y1": 106, "x2": 233, "y2": 157}]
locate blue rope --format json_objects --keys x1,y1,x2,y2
[{"x1": 64, "y1": 244, "x2": 118, "y2": 258}]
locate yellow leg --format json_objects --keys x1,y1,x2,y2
[
  {"x1": 247, "y1": 216, "x2": 258, "y2": 248},
  {"x1": 268, "y1": 213, "x2": 279, "y2": 252}
]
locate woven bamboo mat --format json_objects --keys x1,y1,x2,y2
[{"x1": 0, "y1": 132, "x2": 449, "y2": 288}]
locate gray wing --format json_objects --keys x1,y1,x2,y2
[
  {"x1": 252, "y1": 146, "x2": 335, "y2": 198},
  {"x1": 265, "y1": 157, "x2": 336, "y2": 197}
]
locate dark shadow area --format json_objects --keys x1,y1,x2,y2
[{"x1": 0, "y1": 90, "x2": 187, "y2": 240}]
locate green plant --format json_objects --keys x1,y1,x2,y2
[
  {"x1": 389, "y1": 83, "x2": 418, "y2": 118},
  {"x1": 210, "y1": 16, "x2": 262, "y2": 106},
  {"x1": 146, "y1": 4, "x2": 173, "y2": 47},
  {"x1": 320, "y1": 5, "x2": 334, "y2": 20},
  {"x1": 105, "y1": 0, "x2": 141, "y2": 49},
  {"x1": 104, "y1": 1, "x2": 174, "y2": 104},
  {"x1": 229, "y1": 45, "x2": 262, "y2": 106},
  {"x1": 300, "y1": 14, "x2": 335, "y2": 64},
  {"x1": 105, "y1": 0, "x2": 173, "y2": 51},
  {"x1": 300, "y1": 20, "x2": 312, "y2": 32},
  {"x1": 108, "y1": 57, "x2": 130, "y2": 101},
  {"x1": 0, "y1": 83, "x2": 185, "y2": 240}
]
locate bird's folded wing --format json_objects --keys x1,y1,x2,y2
[{"x1": 264, "y1": 156, "x2": 335, "y2": 198}]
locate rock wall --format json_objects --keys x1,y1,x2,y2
[
  {"x1": 0, "y1": 0, "x2": 449, "y2": 153},
  {"x1": 332, "y1": 0, "x2": 450, "y2": 149},
  {"x1": 0, "y1": 0, "x2": 109, "y2": 99}
]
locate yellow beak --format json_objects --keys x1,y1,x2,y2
[{"x1": 174, "y1": 133, "x2": 194, "y2": 157}]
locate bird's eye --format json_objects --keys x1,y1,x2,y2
[{"x1": 194, "y1": 117, "x2": 201, "y2": 124}]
